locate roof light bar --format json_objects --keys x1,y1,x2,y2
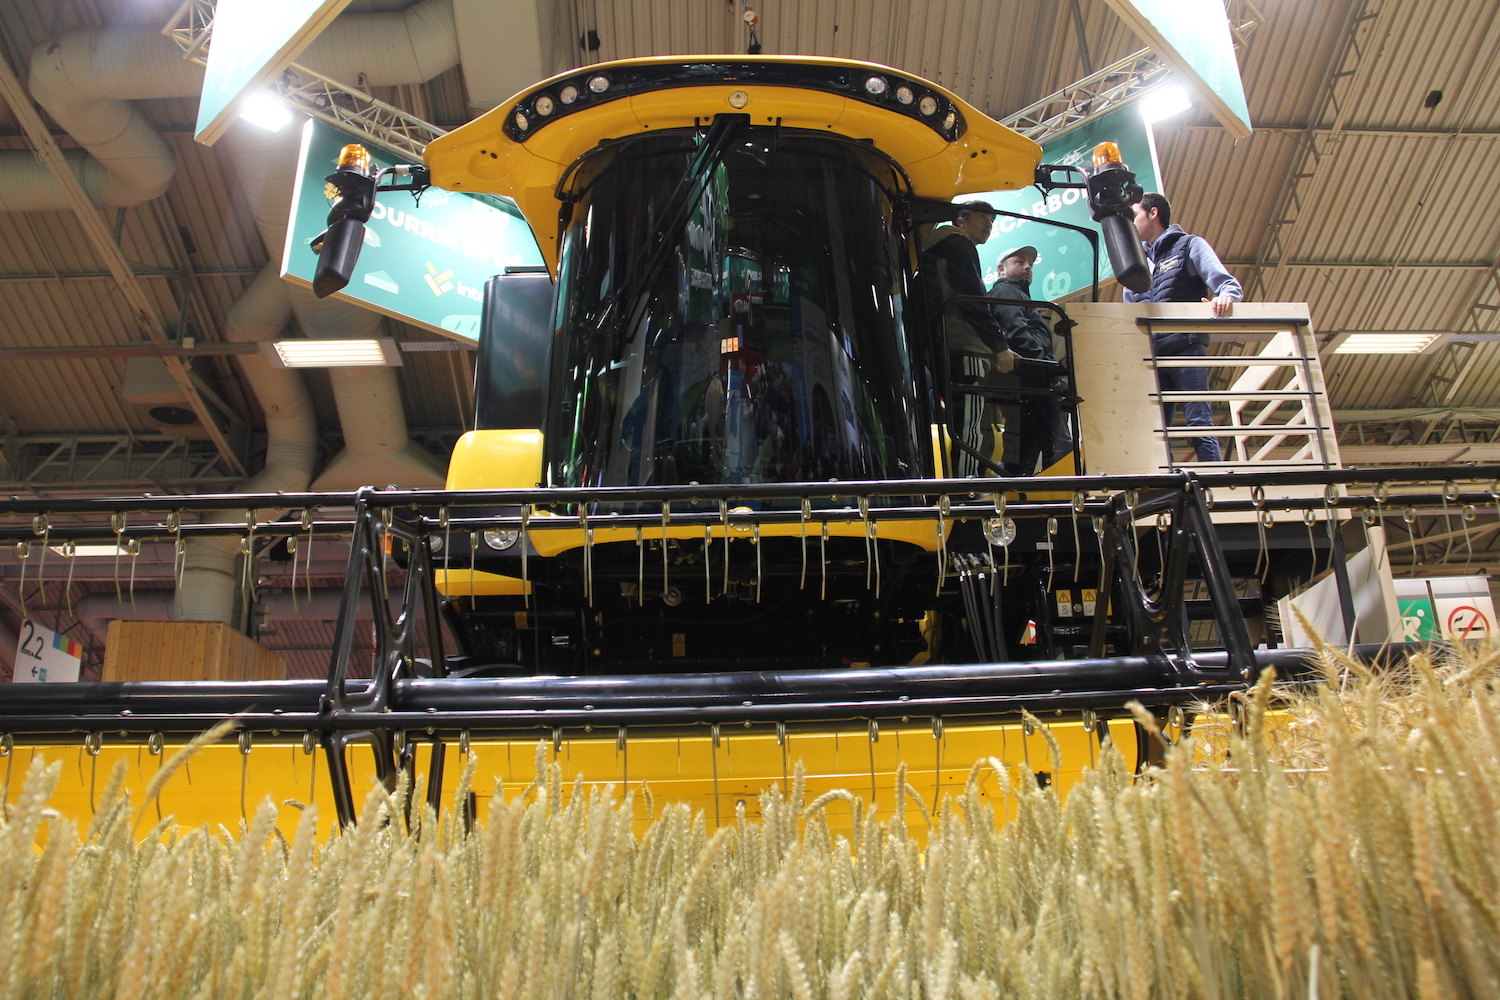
[
  {"x1": 1333, "y1": 333, "x2": 1440, "y2": 355},
  {"x1": 263, "y1": 338, "x2": 403, "y2": 367},
  {"x1": 501, "y1": 62, "x2": 965, "y2": 145}
]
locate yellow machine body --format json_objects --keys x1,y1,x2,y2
[
  {"x1": 437, "y1": 428, "x2": 956, "y2": 599},
  {"x1": 424, "y1": 55, "x2": 1041, "y2": 273},
  {"x1": 428, "y1": 57, "x2": 1050, "y2": 566},
  {"x1": 5, "y1": 719, "x2": 1139, "y2": 842},
  {"x1": 5, "y1": 62, "x2": 1114, "y2": 839}
]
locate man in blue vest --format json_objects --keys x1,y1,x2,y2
[{"x1": 1123, "y1": 192, "x2": 1242, "y2": 464}]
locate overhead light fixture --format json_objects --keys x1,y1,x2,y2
[
  {"x1": 1141, "y1": 83, "x2": 1193, "y2": 124},
  {"x1": 263, "y1": 338, "x2": 403, "y2": 367},
  {"x1": 239, "y1": 93, "x2": 293, "y2": 132},
  {"x1": 1333, "y1": 333, "x2": 1440, "y2": 355},
  {"x1": 50, "y1": 543, "x2": 131, "y2": 558}
]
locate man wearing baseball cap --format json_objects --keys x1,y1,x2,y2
[
  {"x1": 988, "y1": 245, "x2": 1067, "y2": 476},
  {"x1": 919, "y1": 201, "x2": 1018, "y2": 476}
]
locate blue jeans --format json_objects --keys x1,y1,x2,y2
[{"x1": 1153, "y1": 332, "x2": 1221, "y2": 463}]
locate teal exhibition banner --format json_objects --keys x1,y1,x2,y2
[
  {"x1": 195, "y1": 0, "x2": 352, "y2": 145},
  {"x1": 969, "y1": 106, "x2": 1163, "y2": 300},
  {"x1": 1103, "y1": 0, "x2": 1253, "y2": 139},
  {"x1": 280, "y1": 120, "x2": 545, "y2": 341}
]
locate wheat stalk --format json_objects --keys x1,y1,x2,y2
[{"x1": 4, "y1": 644, "x2": 1500, "y2": 997}]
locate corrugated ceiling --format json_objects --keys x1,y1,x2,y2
[{"x1": 0, "y1": 0, "x2": 1496, "y2": 480}]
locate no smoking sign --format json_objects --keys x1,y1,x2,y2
[{"x1": 1446, "y1": 605, "x2": 1491, "y2": 639}]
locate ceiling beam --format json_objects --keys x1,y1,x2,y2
[
  {"x1": 1385, "y1": 519, "x2": 1500, "y2": 552},
  {"x1": 1223, "y1": 259, "x2": 1494, "y2": 271},
  {"x1": 0, "y1": 268, "x2": 264, "y2": 283},
  {"x1": 1162, "y1": 123, "x2": 1500, "y2": 139},
  {"x1": 1338, "y1": 442, "x2": 1500, "y2": 463},
  {"x1": 1405, "y1": 253, "x2": 1500, "y2": 419},
  {"x1": 0, "y1": 47, "x2": 248, "y2": 477},
  {"x1": 1336, "y1": 407, "x2": 1500, "y2": 423}
]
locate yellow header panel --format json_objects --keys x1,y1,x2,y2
[{"x1": 424, "y1": 55, "x2": 1040, "y2": 272}]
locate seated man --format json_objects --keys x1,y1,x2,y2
[
  {"x1": 918, "y1": 202, "x2": 1016, "y2": 477},
  {"x1": 988, "y1": 245, "x2": 1065, "y2": 476}
]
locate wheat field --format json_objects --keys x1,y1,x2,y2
[{"x1": 2, "y1": 643, "x2": 1498, "y2": 998}]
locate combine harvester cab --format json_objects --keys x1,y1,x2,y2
[{"x1": 3, "y1": 57, "x2": 1493, "y2": 835}]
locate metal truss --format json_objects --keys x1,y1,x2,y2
[
  {"x1": 162, "y1": 0, "x2": 444, "y2": 162},
  {"x1": 1336, "y1": 416, "x2": 1500, "y2": 465},
  {"x1": 1409, "y1": 255, "x2": 1500, "y2": 421},
  {"x1": 1384, "y1": 506, "x2": 1500, "y2": 577},
  {"x1": 1245, "y1": 1, "x2": 1386, "y2": 301},
  {"x1": 0, "y1": 466, "x2": 1489, "y2": 824},
  {"x1": 1000, "y1": 48, "x2": 1171, "y2": 142},
  {"x1": 1001, "y1": 2, "x2": 1262, "y2": 145},
  {"x1": 0, "y1": 433, "x2": 240, "y2": 491}
]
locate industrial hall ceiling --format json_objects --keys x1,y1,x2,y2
[{"x1": 0, "y1": 0, "x2": 1497, "y2": 673}]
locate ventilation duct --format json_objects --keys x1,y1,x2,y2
[
  {"x1": 223, "y1": 121, "x2": 447, "y2": 491},
  {"x1": 0, "y1": 2, "x2": 460, "y2": 621},
  {"x1": 175, "y1": 262, "x2": 317, "y2": 622},
  {"x1": 5, "y1": 0, "x2": 457, "y2": 213}
]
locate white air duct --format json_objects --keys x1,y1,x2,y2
[
  {"x1": 0, "y1": 26, "x2": 195, "y2": 211},
  {"x1": 301, "y1": 0, "x2": 460, "y2": 86},
  {"x1": 176, "y1": 263, "x2": 318, "y2": 621},
  {"x1": 1, "y1": 2, "x2": 461, "y2": 620},
  {"x1": 223, "y1": 121, "x2": 447, "y2": 491},
  {"x1": 4, "y1": 0, "x2": 457, "y2": 213}
]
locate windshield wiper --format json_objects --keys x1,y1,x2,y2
[{"x1": 597, "y1": 113, "x2": 748, "y2": 342}]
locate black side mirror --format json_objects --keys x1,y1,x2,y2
[
  {"x1": 311, "y1": 145, "x2": 378, "y2": 298},
  {"x1": 1085, "y1": 161, "x2": 1150, "y2": 294}
]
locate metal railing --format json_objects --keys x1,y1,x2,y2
[
  {"x1": 2, "y1": 466, "x2": 1497, "y2": 824},
  {"x1": 1140, "y1": 316, "x2": 1338, "y2": 471},
  {"x1": 937, "y1": 295, "x2": 1082, "y2": 479}
]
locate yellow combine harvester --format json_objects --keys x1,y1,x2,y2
[{"x1": 3, "y1": 56, "x2": 1487, "y2": 834}]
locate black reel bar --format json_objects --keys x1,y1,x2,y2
[{"x1": 2, "y1": 468, "x2": 1499, "y2": 826}]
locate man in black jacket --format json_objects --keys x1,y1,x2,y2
[
  {"x1": 989, "y1": 245, "x2": 1065, "y2": 476},
  {"x1": 920, "y1": 202, "x2": 1016, "y2": 476}
]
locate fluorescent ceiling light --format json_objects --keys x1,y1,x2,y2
[
  {"x1": 239, "y1": 93, "x2": 293, "y2": 133},
  {"x1": 264, "y1": 338, "x2": 403, "y2": 368},
  {"x1": 49, "y1": 544, "x2": 130, "y2": 558},
  {"x1": 1333, "y1": 333, "x2": 1440, "y2": 354},
  {"x1": 1141, "y1": 84, "x2": 1193, "y2": 124}
]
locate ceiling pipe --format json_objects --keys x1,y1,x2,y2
[
  {"x1": 176, "y1": 263, "x2": 318, "y2": 622},
  {"x1": 1, "y1": 26, "x2": 193, "y2": 211},
  {"x1": 5, "y1": 0, "x2": 457, "y2": 213},
  {"x1": 2, "y1": 2, "x2": 459, "y2": 620},
  {"x1": 223, "y1": 121, "x2": 447, "y2": 491}
]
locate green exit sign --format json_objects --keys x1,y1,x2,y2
[{"x1": 280, "y1": 120, "x2": 545, "y2": 340}]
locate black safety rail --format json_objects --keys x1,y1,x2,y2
[
  {"x1": 936, "y1": 293, "x2": 1082, "y2": 478},
  {"x1": 2, "y1": 468, "x2": 1498, "y2": 825}
]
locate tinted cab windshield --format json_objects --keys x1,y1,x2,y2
[{"x1": 545, "y1": 127, "x2": 928, "y2": 488}]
